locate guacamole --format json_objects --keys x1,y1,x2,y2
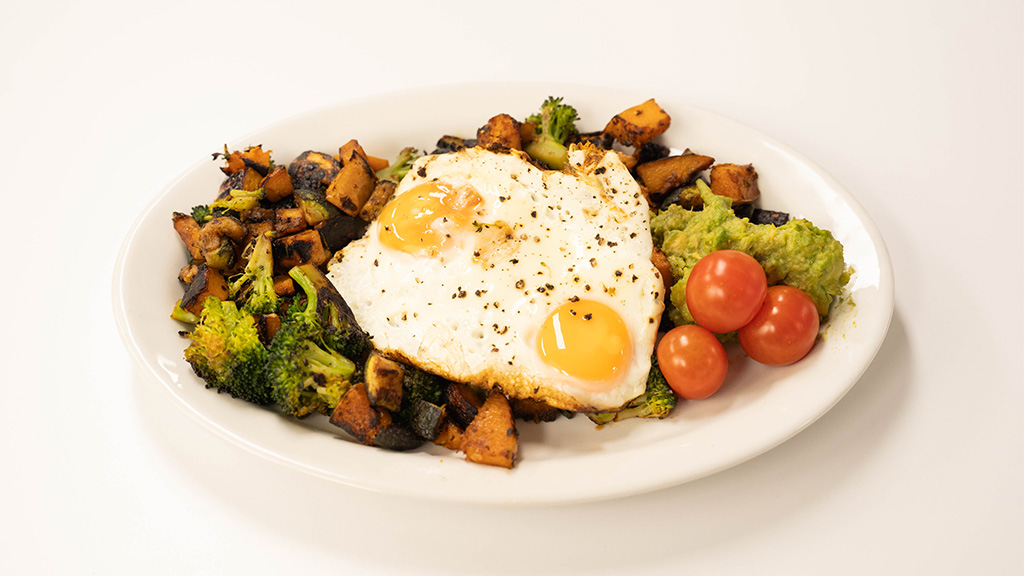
[{"x1": 651, "y1": 181, "x2": 850, "y2": 326}]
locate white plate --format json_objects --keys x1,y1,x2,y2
[{"x1": 113, "y1": 83, "x2": 893, "y2": 505}]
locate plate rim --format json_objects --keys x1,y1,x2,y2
[{"x1": 112, "y1": 82, "x2": 895, "y2": 505}]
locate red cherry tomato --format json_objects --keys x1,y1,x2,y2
[
  {"x1": 685, "y1": 250, "x2": 768, "y2": 334},
  {"x1": 738, "y1": 285, "x2": 820, "y2": 366},
  {"x1": 656, "y1": 325, "x2": 729, "y2": 400}
]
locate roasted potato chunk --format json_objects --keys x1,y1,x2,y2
[
  {"x1": 477, "y1": 113, "x2": 523, "y2": 151},
  {"x1": 274, "y1": 207, "x2": 307, "y2": 235},
  {"x1": 326, "y1": 150, "x2": 378, "y2": 216},
  {"x1": 603, "y1": 98, "x2": 671, "y2": 147},
  {"x1": 636, "y1": 153, "x2": 715, "y2": 198},
  {"x1": 288, "y1": 151, "x2": 340, "y2": 192},
  {"x1": 180, "y1": 264, "x2": 229, "y2": 315},
  {"x1": 462, "y1": 389, "x2": 518, "y2": 469},
  {"x1": 272, "y1": 229, "x2": 330, "y2": 269},
  {"x1": 710, "y1": 163, "x2": 760, "y2": 204},
  {"x1": 330, "y1": 383, "x2": 391, "y2": 446},
  {"x1": 260, "y1": 165, "x2": 294, "y2": 203}
]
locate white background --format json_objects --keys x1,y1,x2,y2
[{"x1": 3, "y1": 1, "x2": 1021, "y2": 574}]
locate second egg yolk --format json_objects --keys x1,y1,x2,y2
[{"x1": 537, "y1": 299, "x2": 633, "y2": 391}]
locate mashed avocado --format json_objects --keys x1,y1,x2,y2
[{"x1": 651, "y1": 181, "x2": 850, "y2": 326}]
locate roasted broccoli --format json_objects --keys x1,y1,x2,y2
[
  {"x1": 375, "y1": 147, "x2": 422, "y2": 183},
  {"x1": 229, "y1": 232, "x2": 278, "y2": 315},
  {"x1": 587, "y1": 357, "x2": 678, "y2": 424},
  {"x1": 393, "y1": 364, "x2": 446, "y2": 439},
  {"x1": 266, "y1": 265, "x2": 364, "y2": 417},
  {"x1": 191, "y1": 204, "x2": 213, "y2": 225},
  {"x1": 525, "y1": 96, "x2": 579, "y2": 169},
  {"x1": 183, "y1": 296, "x2": 272, "y2": 405}
]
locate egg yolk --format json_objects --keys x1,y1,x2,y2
[
  {"x1": 378, "y1": 181, "x2": 483, "y2": 256},
  {"x1": 537, "y1": 299, "x2": 633, "y2": 390}
]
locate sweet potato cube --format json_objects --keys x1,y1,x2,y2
[
  {"x1": 462, "y1": 389, "x2": 518, "y2": 468},
  {"x1": 274, "y1": 208, "x2": 307, "y2": 235},
  {"x1": 434, "y1": 420, "x2": 466, "y2": 452},
  {"x1": 326, "y1": 151, "x2": 378, "y2": 216},
  {"x1": 477, "y1": 113, "x2": 523, "y2": 151},
  {"x1": 709, "y1": 163, "x2": 760, "y2": 204},
  {"x1": 330, "y1": 383, "x2": 390, "y2": 446},
  {"x1": 636, "y1": 153, "x2": 715, "y2": 198},
  {"x1": 179, "y1": 264, "x2": 229, "y2": 315},
  {"x1": 260, "y1": 165, "x2": 294, "y2": 203},
  {"x1": 603, "y1": 99, "x2": 671, "y2": 147},
  {"x1": 272, "y1": 229, "x2": 330, "y2": 269}
]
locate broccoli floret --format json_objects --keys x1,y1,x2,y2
[
  {"x1": 375, "y1": 147, "x2": 423, "y2": 183},
  {"x1": 210, "y1": 188, "x2": 265, "y2": 212},
  {"x1": 229, "y1": 233, "x2": 278, "y2": 315},
  {"x1": 191, "y1": 205, "x2": 213, "y2": 224},
  {"x1": 587, "y1": 357, "x2": 678, "y2": 424},
  {"x1": 396, "y1": 365, "x2": 443, "y2": 419},
  {"x1": 183, "y1": 297, "x2": 272, "y2": 405},
  {"x1": 266, "y1": 265, "x2": 362, "y2": 417},
  {"x1": 267, "y1": 320, "x2": 356, "y2": 417},
  {"x1": 524, "y1": 96, "x2": 580, "y2": 169}
]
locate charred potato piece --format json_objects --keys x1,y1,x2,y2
[
  {"x1": 172, "y1": 212, "x2": 204, "y2": 262},
  {"x1": 180, "y1": 264, "x2": 229, "y2": 315},
  {"x1": 358, "y1": 180, "x2": 397, "y2": 222},
  {"x1": 260, "y1": 165, "x2": 294, "y2": 203},
  {"x1": 330, "y1": 383, "x2": 391, "y2": 446},
  {"x1": 329, "y1": 383, "x2": 422, "y2": 451},
  {"x1": 326, "y1": 150, "x2": 378, "y2": 216},
  {"x1": 445, "y1": 382, "x2": 485, "y2": 429},
  {"x1": 519, "y1": 121, "x2": 537, "y2": 146},
  {"x1": 434, "y1": 420, "x2": 466, "y2": 451},
  {"x1": 433, "y1": 135, "x2": 472, "y2": 154},
  {"x1": 253, "y1": 313, "x2": 281, "y2": 345},
  {"x1": 571, "y1": 130, "x2": 613, "y2": 149},
  {"x1": 273, "y1": 229, "x2": 330, "y2": 269},
  {"x1": 477, "y1": 113, "x2": 523, "y2": 151},
  {"x1": 365, "y1": 352, "x2": 404, "y2": 412},
  {"x1": 273, "y1": 274, "x2": 295, "y2": 296},
  {"x1": 288, "y1": 151, "x2": 340, "y2": 192},
  {"x1": 274, "y1": 208, "x2": 307, "y2": 235},
  {"x1": 217, "y1": 145, "x2": 272, "y2": 175},
  {"x1": 462, "y1": 389, "x2": 518, "y2": 469},
  {"x1": 636, "y1": 153, "x2": 715, "y2": 198},
  {"x1": 603, "y1": 98, "x2": 671, "y2": 148},
  {"x1": 510, "y1": 398, "x2": 561, "y2": 423},
  {"x1": 709, "y1": 163, "x2": 760, "y2": 204},
  {"x1": 315, "y1": 213, "x2": 368, "y2": 252}
]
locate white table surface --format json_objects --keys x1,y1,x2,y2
[{"x1": 4, "y1": 1, "x2": 1021, "y2": 574}]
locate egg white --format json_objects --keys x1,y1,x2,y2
[{"x1": 327, "y1": 146, "x2": 664, "y2": 412}]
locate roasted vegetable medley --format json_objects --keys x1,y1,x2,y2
[{"x1": 170, "y1": 97, "x2": 848, "y2": 468}]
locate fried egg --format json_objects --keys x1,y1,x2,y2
[{"x1": 326, "y1": 145, "x2": 664, "y2": 412}]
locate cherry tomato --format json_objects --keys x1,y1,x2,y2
[
  {"x1": 685, "y1": 250, "x2": 768, "y2": 334},
  {"x1": 656, "y1": 325, "x2": 729, "y2": 400},
  {"x1": 738, "y1": 285, "x2": 820, "y2": 366}
]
